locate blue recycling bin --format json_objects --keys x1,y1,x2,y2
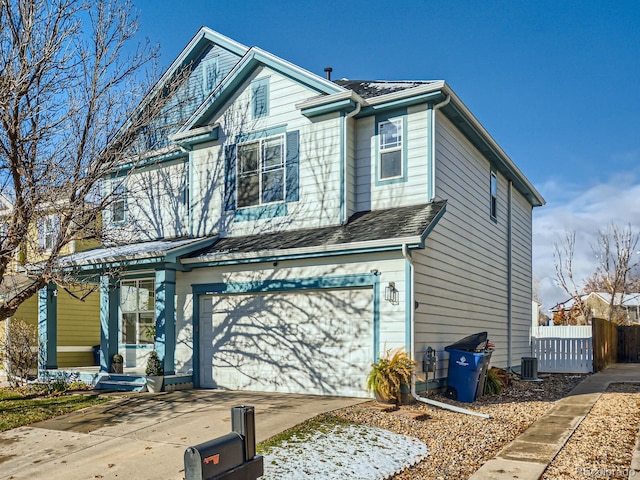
[
  {"x1": 444, "y1": 348, "x2": 492, "y2": 402},
  {"x1": 444, "y1": 332, "x2": 492, "y2": 403}
]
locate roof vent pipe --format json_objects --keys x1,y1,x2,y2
[{"x1": 324, "y1": 67, "x2": 333, "y2": 81}]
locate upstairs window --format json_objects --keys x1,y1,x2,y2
[
  {"x1": 251, "y1": 78, "x2": 269, "y2": 119},
  {"x1": 379, "y1": 118, "x2": 403, "y2": 180},
  {"x1": 237, "y1": 135, "x2": 285, "y2": 208},
  {"x1": 490, "y1": 171, "x2": 498, "y2": 220},
  {"x1": 112, "y1": 184, "x2": 126, "y2": 223},
  {"x1": 40, "y1": 215, "x2": 57, "y2": 251}
]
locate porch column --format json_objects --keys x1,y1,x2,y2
[
  {"x1": 38, "y1": 283, "x2": 57, "y2": 370},
  {"x1": 100, "y1": 275, "x2": 119, "y2": 373},
  {"x1": 155, "y1": 268, "x2": 176, "y2": 375}
]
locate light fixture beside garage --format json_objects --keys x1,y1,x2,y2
[{"x1": 385, "y1": 282, "x2": 399, "y2": 305}]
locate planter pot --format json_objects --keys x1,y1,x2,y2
[
  {"x1": 374, "y1": 390, "x2": 397, "y2": 405},
  {"x1": 146, "y1": 375, "x2": 164, "y2": 393},
  {"x1": 111, "y1": 362, "x2": 123, "y2": 374}
]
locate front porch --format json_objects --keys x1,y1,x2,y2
[
  {"x1": 39, "y1": 365, "x2": 194, "y2": 392},
  {"x1": 36, "y1": 237, "x2": 217, "y2": 390}
]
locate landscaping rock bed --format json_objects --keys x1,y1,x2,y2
[
  {"x1": 332, "y1": 374, "x2": 589, "y2": 479},
  {"x1": 542, "y1": 383, "x2": 640, "y2": 480}
]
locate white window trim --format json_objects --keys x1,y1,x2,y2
[
  {"x1": 490, "y1": 171, "x2": 498, "y2": 220},
  {"x1": 42, "y1": 214, "x2": 57, "y2": 251},
  {"x1": 120, "y1": 278, "x2": 155, "y2": 346},
  {"x1": 378, "y1": 118, "x2": 404, "y2": 180},
  {"x1": 237, "y1": 134, "x2": 285, "y2": 208}
]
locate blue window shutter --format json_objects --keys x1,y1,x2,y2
[
  {"x1": 224, "y1": 144, "x2": 237, "y2": 211},
  {"x1": 286, "y1": 130, "x2": 299, "y2": 202},
  {"x1": 252, "y1": 79, "x2": 269, "y2": 119}
]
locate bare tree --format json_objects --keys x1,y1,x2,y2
[
  {"x1": 553, "y1": 230, "x2": 591, "y2": 324},
  {"x1": 590, "y1": 223, "x2": 640, "y2": 323},
  {"x1": 0, "y1": 0, "x2": 166, "y2": 319}
]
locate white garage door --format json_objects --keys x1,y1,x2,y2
[{"x1": 199, "y1": 287, "x2": 373, "y2": 397}]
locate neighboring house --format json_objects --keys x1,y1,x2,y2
[
  {"x1": 39, "y1": 28, "x2": 544, "y2": 397},
  {"x1": 0, "y1": 199, "x2": 101, "y2": 368},
  {"x1": 552, "y1": 292, "x2": 640, "y2": 325}
]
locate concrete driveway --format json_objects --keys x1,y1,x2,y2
[{"x1": 0, "y1": 390, "x2": 365, "y2": 480}]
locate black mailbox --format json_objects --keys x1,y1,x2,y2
[{"x1": 184, "y1": 406, "x2": 264, "y2": 480}]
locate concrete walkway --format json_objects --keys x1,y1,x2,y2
[
  {"x1": 0, "y1": 389, "x2": 364, "y2": 480},
  {"x1": 470, "y1": 363, "x2": 640, "y2": 480}
]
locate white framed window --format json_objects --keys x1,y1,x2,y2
[
  {"x1": 379, "y1": 118, "x2": 403, "y2": 180},
  {"x1": 120, "y1": 279, "x2": 155, "y2": 345},
  {"x1": 39, "y1": 215, "x2": 58, "y2": 251},
  {"x1": 237, "y1": 135, "x2": 285, "y2": 208},
  {"x1": 490, "y1": 171, "x2": 498, "y2": 220},
  {"x1": 112, "y1": 184, "x2": 126, "y2": 223}
]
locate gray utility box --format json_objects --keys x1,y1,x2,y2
[{"x1": 184, "y1": 406, "x2": 264, "y2": 480}]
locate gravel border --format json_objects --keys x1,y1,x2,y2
[
  {"x1": 542, "y1": 383, "x2": 640, "y2": 480},
  {"x1": 332, "y1": 374, "x2": 589, "y2": 479}
]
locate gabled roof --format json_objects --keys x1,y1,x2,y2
[
  {"x1": 112, "y1": 27, "x2": 248, "y2": 148},
  {"x1": 552, "y1": 292, "x2": 640, "y2": 311},
  {"x1": 299, "y1": 78, "x2": 545, "y2": 208},
  {"x1": 177, "y1": 46, "x2": 345, "y2": 134},
  {"x1": 182, "y1": 201, "x2": 446, "y2": 265}
]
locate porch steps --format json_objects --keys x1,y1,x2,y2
[{"x1": 95, "y1": 374, "x2": 147, "y2": 392}]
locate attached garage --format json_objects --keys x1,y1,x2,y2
[{"x1": 198, "y1": 286, "x2": 374, "y2": 397}]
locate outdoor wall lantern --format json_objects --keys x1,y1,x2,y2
[{"x1": 385, "y1": 282, "x2": 399, "y2": 305}]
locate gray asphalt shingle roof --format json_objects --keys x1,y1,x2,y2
[
  {"x1": 335, "y1": 80, "x2": 439, "y2": 99},
  {"x1": 200, "y1": 201, "x2": 446, "y2": 256}
]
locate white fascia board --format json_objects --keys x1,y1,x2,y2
[
  {"x1": 179, "y1": 47, "x2": 347, "y2": 134},
  {"x1": 111, "y1": 28, "x2": 248, "y2": 147},
  {"x1": 364, "y1": 81, "x2": 446, "y2": 107},
  {"x1": 440, "y1": 83, "x2": 545, "y2": 206},
  {"x1": 295, "y1": 90, "x2": 365, "y2": 110},
  {"x1": 251, "y1": 48, "x2": 345, "y2": 94},
  {"x1": 181, "y1": 235, "x2": 423, "y2": 264},
  {"x1": 169, "y1": 124, "x2": 219, "y2": 142}
]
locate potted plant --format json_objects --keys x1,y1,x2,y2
[
  {"x1": 366, "y1": 347, "x2": 416, "y2": 405},
  {"x1": 145, "y1": 350, "x2": 164, "y2": 393},
  {"x1": 111, "y1": 353, "x2": 123, "y2": 374}
]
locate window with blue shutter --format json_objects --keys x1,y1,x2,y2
[{"x1": 251, "y1": 78, "x2": 269, "y2": 119}]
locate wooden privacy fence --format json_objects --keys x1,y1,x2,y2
[
  {"x1": 532, "y1": 337, "x2": 593, "y2": 373},
  {"x1": 592, "y1": 317, "x2": 618, "y2": 372},
  {"x1": 617, "y1": 325, "x2": 640, "y2": 363}
]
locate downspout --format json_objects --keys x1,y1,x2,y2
[
  {"x1": 507, "y1": 180, "x2": 513, "y2": 371},
  {"x1": 401, "y1": 243, "x2": 489, "y2": 419},
  {"x1": 342, "y1": 101, "x2": 361, "y2": 224},
  {"x1": 429, "y1": 95, "x2": 451, "y2": 202}
]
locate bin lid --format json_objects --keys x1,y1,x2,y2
[{"x1": 445, "y1": 331, "x2": 488, "y2": 351}]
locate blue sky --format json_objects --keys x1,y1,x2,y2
[{"x1": 135, "y1": 0, "x2": 640, "y2": 309}]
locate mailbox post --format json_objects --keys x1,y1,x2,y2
[{"x1": 184, "y1": 406, "x2": 264, "y2": 480}]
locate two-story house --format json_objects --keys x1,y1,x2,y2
[
  {"x1": 39, "y1": 28, "x2": 544, "y2": 397},
  {"x1": 0, "y1": 196, "x2": 101, "y2": 370}
]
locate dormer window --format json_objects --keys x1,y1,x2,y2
[{"x1": 378, "y1": 118, "x2": 403, "y2": 180}]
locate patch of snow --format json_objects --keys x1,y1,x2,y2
[{"x1": 261, "y1": 424, "x2": 428, "y2": 480}]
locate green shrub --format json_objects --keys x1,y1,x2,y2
[
  {"x1": 145, "y1": 350, "x2": 163, "y2": 376},
  {"x1": 366, "y1": 348, "x2": 415, "y2": 404}
]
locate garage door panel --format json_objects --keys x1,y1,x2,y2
[{"x1": 200, "y1": 288, "x2": 373, "y2": 397}]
